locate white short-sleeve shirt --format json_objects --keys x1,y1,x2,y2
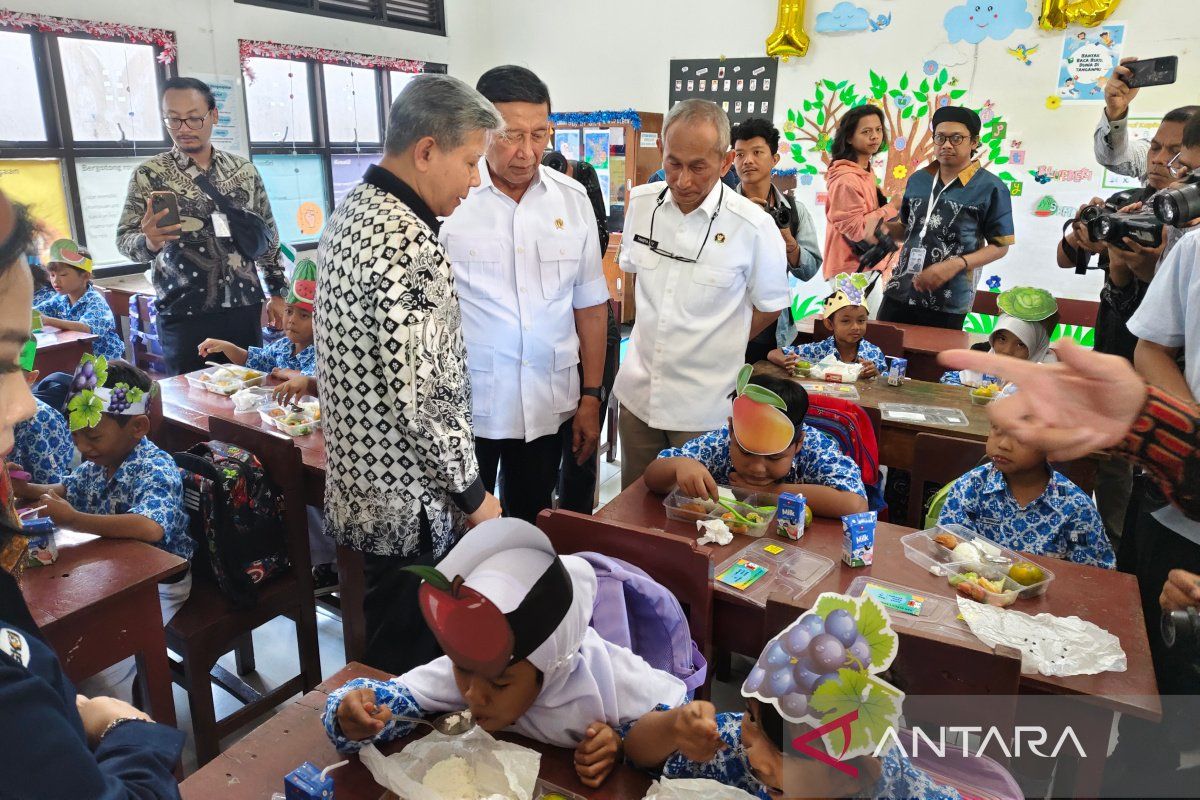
[
  {"x1": 613, "y1": 180, "x2": 790, "y2": 432},
  {"x1": 441, "y1": 164, "x2": 609, "y2": 441}
]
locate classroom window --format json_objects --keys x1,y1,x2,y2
[
  {"x1": 389, "y1": 69, "x2": 418, "y2": 104},
  {"x1": 253, "y1": 153, "x2": 330, "y2": 245},
  {"x1": 322, "y1": 64, "x2": 381, "y2": 144},
  {"x1": 234, "y1": 0, "x2": 446, "y2": 35},
  {"x1": 0, "y1": 32, "x2": 47, "y2": 142},
  {"x1": 244, "y1": 56, "x2": 315, "y2": 144},
  {"x1": 57, "y1": 38, "x2": 163, "y2": 143}
]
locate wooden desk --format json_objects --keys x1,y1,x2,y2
[
  {"x1": 97, "y1": 273, "x2": 155, "y2": 359},
  {"x1": 180, "y1": 662, "x2": 653, "y2": 798},
  {"x1": 21, "y1": 529, "x2": 188, "y2": 727},
  {"x1": 794, "y1": 318, "x2": 986, "y2": 381},
  {"x1": 33, "y1": 328, "x2": 97, "y2": 376}
]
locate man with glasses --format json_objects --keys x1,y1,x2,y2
[
  {"x1": 117, "y1": 77, "x2": 286, "y2": 375},
  {"x1": 615, "y1": 98, "x2": 790, "y2": 488},
  {"x1": 440, "y1": 66, "x2": 608, "y2": 522},
  {"x1": 880, "y1": 106, "x2": 1014, "y2": 330}
]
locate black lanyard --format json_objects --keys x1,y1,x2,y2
[{"x1": 632, "y1": 185, "x2": 724, "y2": 263}]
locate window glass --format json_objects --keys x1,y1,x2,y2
[
  {"x1": 245, "y1": 56, "x2": 314, "y2": 143},
  {"x1": 323, "y1": 64, "x2": 380, "y2": 144},
  {"x1": 389, "y1": 70, "x2": 418, "y2": 104},
  {"x1": 0, "y1": 32, "x2": 46, "y2": 141},
  {"x1": 57, "y1": 37, "x2": 162, "y2": 142},
  {"x1": 253, "y1": 153, "x2": 328, "y2": 243},
  {"x1": 331, "y1": 153, "x2": 379, "y2": 208}
]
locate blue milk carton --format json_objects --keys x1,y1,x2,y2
[
  {"x1": 841, "y1": 511, "x2": 877, "y2": 568},
  {"x1": 776, "y1": 492, "x2": 807, "y2": 541},
  {"x1": 284, "y1": 762, "x2": 334, "y2": 800}
]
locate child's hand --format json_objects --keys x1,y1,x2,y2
[
  {"x1": 273, "y1": 376, "x2": 311, "y2": 406},
  {"x1": 671, "y1": 701, "x2": 724, "y2": 762},
  {"x1": 575, "y1": 721, "x2": 621, "y2": 788},
  {"x1": 197, "y1": 338, "x2": 231, "y2": 358},
  {"x1": 271, "y1": 367, "x2": 302, "y2": 381},
  {"x1": 675, "y1": 460, "x2": 719, "y2": 502},
  {"x1": 40, "y1": 493, "x2": 78, "y2": 526},
  {"x1": 768, "y1": 349, "x2": 798, "y2": 369},
  {"x1": 336, "y1": 687, "x2": 392, "y2": 741},
  {"x1": 858, "y1": 359, "x2": 879, "y2": 380}
]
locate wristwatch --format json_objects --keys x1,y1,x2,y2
[{"x1": 581, "y1": 386, "x2": 608, "y2": 403}]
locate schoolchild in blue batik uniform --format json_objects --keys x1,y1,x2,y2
[
  {"x1": 941, "y1": 287, "x2": 1059, "y2": 388},
  {"x1": 770, "y1": 273, "x2": 887, "y2": 378},
  {"x1": 9, "y1": 339, "x2": 74, "y2": 485},
  {"x1": 35, "y1": 239, "x2": 125, "y2": 360}
]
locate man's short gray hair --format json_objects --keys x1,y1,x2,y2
[
  {"x1": 662, "y1": 99, "x2": 731, "y2": 157},
  {"x1": 385, "y1": 73, "x2": 503, "y2": 155}
]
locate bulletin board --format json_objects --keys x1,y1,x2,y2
[{"x1": 668, "y1": 57, "x2": 779, "y2": 125}]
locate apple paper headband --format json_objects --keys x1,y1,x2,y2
[
  {"x1": 822, "y1": 273, "x2": 871, "y2": 320},
  {"x1": 742, "y1": 592, "x2": 903, "y2": 763},
  {"x1": 65, "y1": 354, "x2": 154, "y2": 432},
  {"x1": 405, "y1": 556, "x2": 574, "y2": 679},
  {"x1": 48, "y1": 238, "x2": 93, "y2": 274},
  {"x1": 732, "y1": 364, "x2": 795, "y2": 456}
]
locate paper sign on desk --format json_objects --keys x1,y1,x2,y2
[
  {"x1": 716, "y1": 558, "x2": 768, "y2": 590},
  {"x1": 879, "y1": 403, "x2": 970, "y2": 426}
]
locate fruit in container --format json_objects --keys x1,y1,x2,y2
[
  {"x1": 971, "y1": 383, "x2": 1001, "y2": 398},
  {"x1": 1008, "y1": 562, "x2": 1046, "y2": 586}
]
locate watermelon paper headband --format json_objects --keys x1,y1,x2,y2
[
  {"x1": 48, "y1": 238, "x2": 93, "y2": 274},
  {"x1": 287, "y1": 258, "x2": 317, "y2": 312},
  {"x1": 742, "y1": 592, "x2": 903, "y2": 766},
  {"x1": 405, "y1": 557, "x2": 574, "y2": 679},
  {"x1": 996, "y1": 286, "x2": 1057, "y2": 322},
  {"x1": 65, "y1": 355, "x2": 153, "y2": 432},
  {"x1": 822, "y1": 273, "x2": 871, "y2": 320},
  {"x1": 732, "y1": 364, "x2": 795, "y2": 456}
]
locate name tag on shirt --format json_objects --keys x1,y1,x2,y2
[
  {"x1": 212, "y1": 212, "x2": 232, "y2": 239},
  {"x1": 905, "y1": 246, "x2": 927, "y2": 276}
]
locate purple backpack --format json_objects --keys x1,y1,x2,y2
[{"x1": 577, "y1": 552, "x2": 707, "y2": 696}]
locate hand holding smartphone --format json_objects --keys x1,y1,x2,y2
[
  {"x1": 1123, "y1": 56, "x2": 1178, "y2": 89},
  {"x1": 149, "y1": 191, "x2": 180, "y2": 227}
]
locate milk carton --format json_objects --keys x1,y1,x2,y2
[
  {"x1": 776, "y1": 492, "x2": 806, "y2": 541},
  {"x1": 886, "y1": 356, "x2": 908, "y2": 386},
  {"x1": 22, "y1": 517, "x2": 57, "y2": 567},
  {"x1": 841, "y1": 511, "x2": 877, "y2": 567},
  {"x1": 284, "y1": 762, "x2": 334, "y2": 799}
]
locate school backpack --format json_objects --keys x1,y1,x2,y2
[
  {"x1": 576, "y1": 552, "x2": 708, "y2": 697},
  {"x1": 803, "y1": 394, "x2": 887, "y2": 516},
  {"x1": 174, "y1": 441, "x2": 290, "y2": 609}
]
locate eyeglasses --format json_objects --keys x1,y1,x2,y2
[
  {"x1": 1166, "y1": 152, "x2": 1191, "y2": 178},
  {"x1": 631, "y1": 186, "x2": 725, "y2": 263},
  {"x1": 495, "y1": 128, "x2": 551, "y2": 149},
  {"x1": 163, "y1": 115, "x2": 208, "y2": 131},
  {"x1": 933, "y1": 133, "x2": 969, "y2": 146}
]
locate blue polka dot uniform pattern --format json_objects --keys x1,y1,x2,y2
[
  {"x1": 658, "y1": 424, "x2": 866, "y2": 498},
  {"x1": 63, "y1": 437, "x2": 192, "y2": 560},
  {"x1": 937, "y1": 463, "x2": 1114, "y2": 568},
  {"x1": 12, "y1": 398, "x2": 74, "y2": 484},
  {"x1": 323, "y1": 678, "x2": 429, "y2": 753},
  {"x1": 783, "y1": 336, "x2": 888, "y2": 373},
  {"x1": 35, "y1": 286, "x2": 125, "y2": 361},
  {"x1": 245, "y1": 338, "x2": 316, "y2": 376}
]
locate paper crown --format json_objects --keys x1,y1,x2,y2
[
  {"x1": 65, "y1": 355, "x2": 152, "y2": 432},
  {"x1": 48, "y1": 239, "x2": 93, "y2": 274},
  {"x1": 822, "y1": 273, "x2": 871, "y2": 320},
  {"x1": 287, "y1": 259, "x2": 317, "y2": 312},
  {"x1": 18, "y1": 339, "x2": 35, "y2": 373},
  {"x1": 732, "y1": 364, "x2": 795, "y2": 456},
  {"x1": 742, "y1": 592, "x2": 903, "y2": 763},
  {"x1": 996, "y1": 286, "x2": 1057, "y2": 322}
]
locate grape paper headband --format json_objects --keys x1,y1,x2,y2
[
  {"x1": 732, "y1": 364, "x2": 795, "y2": 456},
  {"x1": 822, "y1": 272, "x2": 871, "y2": 320},
  {"x1": 65, "y1": 355, "x2": 153, "y2": 432}
]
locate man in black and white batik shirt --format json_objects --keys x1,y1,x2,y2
[{"x1": 316, "y1": 75, "x2": 503, "y2": 674}]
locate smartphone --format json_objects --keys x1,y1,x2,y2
[
  {"x1": 150, "y1": 190, "x2": 180, "y2": 227},
  {"x1": 1124, "y1": 56, "x2": 1178, "y2": 89}
]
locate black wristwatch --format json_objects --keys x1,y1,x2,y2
[{"x1": 581, "y1": 386, "x2": 608, "y2": 403}]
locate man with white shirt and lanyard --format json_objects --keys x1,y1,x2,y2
[
  {"x1": 441, "y1": 66, "x2": 608, "y2": 523},
  {"x1": 615, "y1": 99, "x2": 791, "y2": 488}
]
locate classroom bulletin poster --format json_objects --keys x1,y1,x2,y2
[
  {"x1": 0, "y1": 159, "x2": 71, "y2": 244},
  {"x1": 555, "y1": 128, "x2": 581, "y2": 161},
  {"x1": 1056, "y1": 24, "x2": 1124, "y2": 102},
  {"x1": 583, "y1": 129, "x2": 610, "y2": 170}
]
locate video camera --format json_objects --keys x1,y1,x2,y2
[
  {"x1": 1163, "y1": 606, "x2": 1200, "y2": 650},
  {"x1": 1085, "y1": 209, "x2": 1164, "y2": 251},
  {"x1": 1152, "y1": 173, "x2": 1200, "y2": 228},
  {"x1": 1078, "y1": 187, "x2": 1146, "y2": 226}
]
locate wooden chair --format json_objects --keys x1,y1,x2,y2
[
  {"x1": 536, "y1": 509, "x2": 714, "y2": 699},
  {"x1": 128, "y1": 294, "x2": 166, "y2": 377},
  {"x1": 865, "y1": 321, "x2": 905, "y2": 360},
  {"x1": 167, "y1": 417, "x2": 321, "y2": 766},
  {"x1": 907, "y1": 433, "x2": 988, "y2": 528}
]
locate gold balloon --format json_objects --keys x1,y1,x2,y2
[
  {"x1": 1039, "y1": 0, "x2": 1122, "y2": 29},
  {"x1": 767, "y1": 0, "x2": 810, "y2": 60}
]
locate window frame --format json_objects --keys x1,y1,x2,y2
[{"x1": 234, "y1": 0, "x2": 446, "y2": 37}]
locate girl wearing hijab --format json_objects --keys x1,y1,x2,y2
[
  {"x1": 941, "y1": 287, "x2": 1061, "y2": 388},
  {"x1": 323, "y1": 519, "x2": 689, "y2": 788}
]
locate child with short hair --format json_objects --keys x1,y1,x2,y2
[
  {"x1": 198, "y1": 258, "x2": 317, "y2": 403},
  {"x1": 938, "y1": 422, "x2": 1114, "y2": 568},
  {"x1": 324, "y1": 519, "x2": 688, "y2": 788},
  {"x1": 7, "y1": 339, "x2": 73, "y2": 485},
  {"x1": 30, "y1": 259, "x2": 55, "y2": 307},
  {"x1": 35, "y1": 239, "x2": 125, "y2": 361},
  {"x1": 941, "y1": 287, "x2": 1059, "y2": 387},
  {"x1": 644, "y1": 368, "x2": 867, "y2": 518},
  {"x1": 768, "y1": 273, "x2": 887, "y2": 379}
]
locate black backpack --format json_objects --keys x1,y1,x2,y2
[{"x1": 174, "y1": 441, "x2": 290, "y2": 609}]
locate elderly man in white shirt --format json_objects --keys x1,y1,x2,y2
[
  {"x1": 441, "y1": 66, "x2": 608, "y2": 523},
  {"x1": 615, "y1": 99, "x2": 791, "y2": 488}
]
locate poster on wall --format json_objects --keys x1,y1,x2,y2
[
  {"x1": 555, "y1": 129, "x2": 581, "y2": 160},
  {"x1": 252, "y1": 154, "x2": 329, "y2": 245},
  {"x1": 74, "y1": 157, "x2": 143, "y2": 267},
  {"x1": 1056, "y1": 24, "x2": 1124, "y2": 102},
  {"x1": 194, "y1": 73, "x2": 248, "y2": 156},
  {"x1": 583, "y1": 129, "x2": 609, "y2": 170},
  {"x1": 668, "y1": 57, "x2": 779, "y2": 125},
  {"x1": 331, "y1": 153, "x2": 379, "y2": 209},
  {"x1": 0, "y1": 159, "x2": 70, "y2": 245}
]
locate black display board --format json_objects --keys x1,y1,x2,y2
[{"x1": 668, "y1": 57, "x2": 780, "y2": 125}]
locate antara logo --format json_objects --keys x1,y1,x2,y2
[{"x1": 791, "y1": 710, "x2": 860, "y2": 778}]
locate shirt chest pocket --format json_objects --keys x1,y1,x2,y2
[
  {"x1": 684, "y1": 265, "x2": 739, "y2": 315},
  {"x1": 536, "y1": 235, "x2": 584, "y2": 301},
  {"x1": 447, "y1": 238, "x2": 504, "y2": 300}
]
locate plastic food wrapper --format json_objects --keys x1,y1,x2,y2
[
  {"x1": 359, "y1": 727, "x2": 541, "y2": 800},
  {"x1": 956, "y1": 598, "x2": 1127, "y2": 677},
  {"x1": 696, "y1": 518, "x2": 733, "y2": 546},
  {"x1": 230, "y1": 386, "x2": 274, "y2": 412},
  {"x1": 809, "y1": 355, "x2": 863, "y2": 383},
  {"x1": 642, "y1": 778, "x2": 759, "y2": 800}
]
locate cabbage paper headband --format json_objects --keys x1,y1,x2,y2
[
  {"x1": 732, "y1": 364, "x2": 795, "y2": 455},
  {"x1": 65, "y1": 355, "x2": 152, "y2": 432},
  {"x1": 996, "y1": 286, "x2": 1058, "y2": 322}
]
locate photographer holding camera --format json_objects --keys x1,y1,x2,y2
[{"x1": 731, "y1": 118, "x2": 822, "y2": 362}]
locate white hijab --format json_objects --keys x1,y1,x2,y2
[
  {"x1": 401, "y1": 519, "x2": 688, "y2": 748},
  {"x1": 960, "y1": 313, "x2": 1056, "y2": 387}
]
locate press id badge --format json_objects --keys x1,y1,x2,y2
[
  {"x1": 211, "y1": 211, "x2": 231, "y2": 239},
  {"x1": 904, "y1": 246, "x2": 927, "y2": 275}
]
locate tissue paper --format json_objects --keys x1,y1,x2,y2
[{"x1": 696, "y1": 518, "x2": 733, "y2": 546}]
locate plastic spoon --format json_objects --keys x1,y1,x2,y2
[{"x1": 394, "y1": 710, "x2": 477, "y2": 736}]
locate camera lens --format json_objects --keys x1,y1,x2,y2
[{"x1": 1153, "y1": 194, "x2": 1180, "y2": 225}]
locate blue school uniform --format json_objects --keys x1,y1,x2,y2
[
  {"x1": 36, "y1": 286, "x2": 125, "y2": 361},
  {"x1": 63, "y1": 437, "x2": 192, "y2": 561},
  {"x1": 783, "y1": 336, "x2": 887, "y2": 373},
  {"x1": 657, "y1": 424, "x2": 866, "y2": 499},
  {"x1": 323, "y1": 677, "x2": 429, "y2": 752},
  {"x1": 660, "y1": 711, "x2": 961, "y2": 800},
  {"x1": 245, "y1": 337, "x2": 316, "y2": 376},
  {"x1": 33, "y1": 285, "x2": 56, "y2": 307},
  {"x1": 0, "y1": 569, "x2": 184, "y2": 799},
  {"x1": 937, "y1": 463, "x2": 1114, "y2": 568},
  {"x1": 940, "y1": 370, "x2": 966, "y2": 386},
  {"x1": 11, "y1": 398, "x2": 73, "y2": 485}
]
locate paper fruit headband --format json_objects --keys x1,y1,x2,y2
[
  {"x1": 287, "y1": 258, "x2": 317, "y2": 312},
  {"x1": 405, "y1": 557, "x2": 574, "y2": 679},
  {"x1": 742, "y1": 592, "x2": 903, "y2": 763},
  {"x1": 822, "y1": 273, "x2": 871, "y2": 320},
  {"x1": 732, "y1": 364, "x2": 795, "y2": 456},
  {"x1": 996, "y1": 286, "x2": 1058, "y2": 322},
  {"x1": 49, "y1": 238, "x2": 93, "y2": 274},
  {"x1": 65, "y1": 355, "x2": 152, "y2": 432}
]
